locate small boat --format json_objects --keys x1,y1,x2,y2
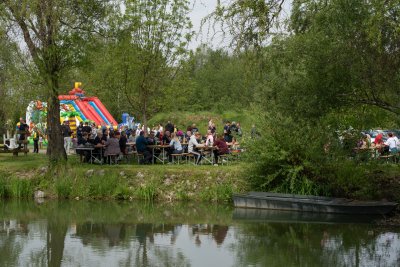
[
  {"x1": 233, "y1": 192, "x2": 398, "y2": 215},
  {"x1": 233, "y1": 208, "x2": 382, "y2": 224}
]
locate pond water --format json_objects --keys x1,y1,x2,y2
[{"x1": 0, "y1": 200, "x2": 399, "y2": 267}]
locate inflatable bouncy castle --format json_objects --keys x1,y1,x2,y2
[
  {"x1": 58, "y1": 83, "x2": 118, "y2": 128},
  {"x1": 26, "y1": 83, "x2": 118, "y2": 136}
]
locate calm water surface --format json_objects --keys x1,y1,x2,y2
[{"x1": 0, "y1": 200, "x2": 399, "y2": 267}]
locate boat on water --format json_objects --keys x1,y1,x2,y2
[
  {"x1": 233, "y1": 192, "x2": 398, "y2": 215},
  {"x1": 233, "y1": 208, "x2": 382, "y2": 224}
]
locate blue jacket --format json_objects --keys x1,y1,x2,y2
[{"x1": 136, "y1": 135, "x2": 148, "y2": 152}]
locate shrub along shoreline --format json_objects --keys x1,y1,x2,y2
[{"x1": 0, "y1": 154, "x2": 249, "y2": 202}]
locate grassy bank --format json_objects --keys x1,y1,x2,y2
[
  {"x1": 148, "y1": 110, "x2": 256, "y2": 136},
  {"x1": 0, "y1": 153, "x2": 249, "y2": 202}
]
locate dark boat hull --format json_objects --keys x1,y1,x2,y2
[
  {"x1": 233, "y1": 192, "x2": 398, "y2": 215},
  {"x1": 233, "y1": 208, "x2": 382, "y2": 224}
]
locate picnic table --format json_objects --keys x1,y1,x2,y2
[
  {"x1": 75, "y1": 147, "x2": 98, "y2": 164},
  {"x1": 147, "y1": 144, "x2": 171, "y2": 164}
]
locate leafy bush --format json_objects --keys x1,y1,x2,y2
[{"x1": 245, "y1": 108, "x2": 400, "y2": 202}]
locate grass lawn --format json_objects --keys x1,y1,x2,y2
[{"x1": 0, "y1": 148, "x2": 249, "y2": 202}]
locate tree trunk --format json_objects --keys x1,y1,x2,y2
[
  {"x1": 46, "y1": 78, "x2": 67, "y2": 163},
  {"x1": 142, "y1": 105, "x2": 148, "y2": 136}
]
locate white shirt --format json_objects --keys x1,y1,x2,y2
[
  {"x1": 188, "y1": 135, "x2": 199, "y2": 153},
  {"x1": 384, "y1": 136, "x2": 398, "y2": 150}
]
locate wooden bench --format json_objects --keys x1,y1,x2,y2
[
  {"x1": 170, "y1": 153, "x2": 185, "y2": 164},
  {"x1": 378, "y1": 154, "x2": 396, "y2": 163},
  {"x1": 0, "y1": 148, "x2": 29, "y2": 156},
  {"x1": 106, "y1": 154, "x2": 121, "y2": 165},
  {"x1": 184, "y1": 153, "x2": 196, "y2": 165},
  {"x1": 218, "y1": 154, "x2": 229, "y2": 165}
]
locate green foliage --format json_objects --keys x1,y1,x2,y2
[
  {"x1": 0, "y1": 177, "x2": 9, "y2": 198},
  {"x1": 134, "y1": 183, "x2": 158, "y2": 202},
  {"x1": 9, "y1": 178, "x2": 32, "y2": 198},
  {"x1": 55, "y1": 178, "x2": 73, "y2": 199},
  {"x1": 88, "y1": 174, "x2": 119, "y2": 198},
  {"x1": 199, "y1": 183, "x2": 234, "y2": 202},
  {"x1": 113, "y1": 184, "x2": 133, "y2": 200}
]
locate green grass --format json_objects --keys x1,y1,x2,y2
[
  {"x1": 148, "y1": 110, "x2": 256, "y2": 136},
  {"x1": 0, "y1": 151, "x2": 249, "y2": 201}
]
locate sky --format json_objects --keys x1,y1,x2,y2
[
  {"x1": 188, "y1": 0, "x2": 219, "y2": 50},
  {"x1": 188, "y1": 0, "x2": 292, "y2": 50}
]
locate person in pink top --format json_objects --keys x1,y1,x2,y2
[{"x1": 205, "y1": 129, "x2": 214, "y2": 146}]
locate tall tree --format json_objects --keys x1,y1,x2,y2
[
  {"x1": 206, "y1": 0, "x2": 286, "y2": 50},
  {"x1": 286, "y1": 0, "x2": 400, "y2": 115},
  {"x1": 1, "y1": 0, "x2": 110, "y2": 163},
  {"x1": 122, "y1": 0, "x2": 193, "y2": 132}
]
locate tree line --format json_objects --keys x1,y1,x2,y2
[{"x1": 1, "y1": 0, "x2": 400, "y2": 198}]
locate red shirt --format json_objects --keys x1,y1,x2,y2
[
  {"x1": 374, "y1": 133, "x2": 383, "y2": 144},
  {"x1": 214, "y1": 139, "x2": 229, "y2": 154}
]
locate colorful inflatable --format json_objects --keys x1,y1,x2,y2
[
  {"x1": 26, "y1": 100, "x2": 47, "y2": 136},
  {"x1": 58, "y1": 83, "x2": 118, "y2": 129},
  {"x1": 26, "y1": 83, "x2": 118, "y2": 137}
]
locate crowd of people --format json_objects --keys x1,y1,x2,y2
[
  {"x1": 356, "y1": 131, "x2": 399, "y2": 156},
  {"x1": 62, "y1": 118, "x2": 244, "y2": 165}
]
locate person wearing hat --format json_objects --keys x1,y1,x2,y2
[
  {"x1": 188, "y1": 131, "x2": 203, "y2": 165},
  {"x1": 61, "y1": 120, "x2": 73, "y2": 155}
]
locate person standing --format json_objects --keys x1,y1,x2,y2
[
  {"x1": 17, "y1": 118, "x2": 29, "y2": 149},
  {"x1": 223, "y1": 121, "x2": 232, "y2": 142},
  {"x1": 384, "y1": 132, "x2": 399, "y2": 154},
  {"x1": 251, "y1": 124, "x2": 259, "y2": 139},
  {"x1": 191, "y1": 123, "x2": 199, "y2": 134},
  {"x1": 165, "y1": 121, "x2": 174, "y2": 134},
  {"x1": 82, "y1": 121, "x2": 92, "y2": 135},
  {"x1": 32, "y1": 127, "x2": 39, "y2": 153},
  {"x1": 61, "y1": 120, "x2": 73, "y2": 155},
  {"x1": 77, "y1": 122, "x2": 84, "y2": 138}
]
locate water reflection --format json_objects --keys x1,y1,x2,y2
[{"x1": 0, "y1": 200, "x2": 399, "y2": 267}]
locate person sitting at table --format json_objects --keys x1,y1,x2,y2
[
  {"x1": 128, "y1": 131, "x2": 136, "y2": 143},
  {"x1": 119, "y1": 131, "x2": 128, "y2": 155},
  {"x1": 92, "y1": 130, "x2": 105, "y2": 161},
  {"x1": 188, "y1": 131, "x2": 203, "y2": 165},
  {"x1": 162, "y1": 130, "x2": 172, "y2": 144},
  {"x1": 104, "y1": 132, "x2": 121, "y2": 162},
  {"x1": 147, "y1": 131, "x2": 161, "y2": 163},
  {"x1": 147, "y1": 131, "x2": 157, "y2": 145},
  {"x1": 227, "y1": 136, "x2": 241, "y2": 150},
  {"x1": 168, "y1": 133, "x2": 183, "y2": 162},
  {"x1": 76, "y1": 133, "x2": 91, "y2": 162},
  {"x1": 213, "y1": 134, "x2": 230, "y2": 165},
  {"x1": 136, "y1": 131, "x2": 152, "y2": 164},
  {"x1": 205, "y1": 129, "x2": 214, "y2": 146},
  {"x1": 101, "y1": 128, "x2": 109, "y2": 144}
]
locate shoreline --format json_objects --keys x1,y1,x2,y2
[{"x1": 1, "y1": 153, "x2": 399, "y2": 225}]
